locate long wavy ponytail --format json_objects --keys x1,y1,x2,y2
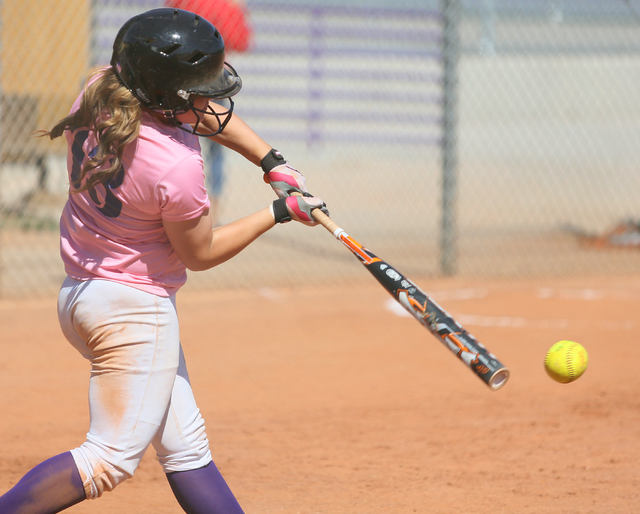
[{"x1": 44, "y1": 67, "x2": 141, "y2": 193}]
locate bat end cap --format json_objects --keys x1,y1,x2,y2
[{"x1": 488, "y1": 368, "x2": 510, "y2": 390}]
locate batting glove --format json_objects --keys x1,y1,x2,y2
[
  {"x1": 272, "y1": 195, "x2": 329, "y2": 226},
  {"x1": 261, "y1": 148, "x2": 309, "y2": 198}
]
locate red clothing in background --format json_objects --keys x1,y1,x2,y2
[{"x1": 166, "y1": 0, "x2": 252, "y2": 52}]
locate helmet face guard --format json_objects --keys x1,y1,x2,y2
[
  {"x1": 184, "y1": 94, "x2": 236, "y2": 137},
  {"x1": 111, "y1": 8, "x2": 243, "y2": 137}
]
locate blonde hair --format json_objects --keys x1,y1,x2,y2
[{"x1": 44, "y1": 67, "x2": 142, "y2": 193}]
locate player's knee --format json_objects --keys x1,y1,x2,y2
[
  {"x1": 70, "y1": 445, "x2": 135, "y2": 499},
  {"x1": 154, "y1": 403, "x2": 212, "y2": 473},
  {"x1": 157, "y1": 432, "x2": 212, "y2": 474}
]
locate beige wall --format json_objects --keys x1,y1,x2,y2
[{"x1": 1, "y1": 0, "x2": 90, "y2": 151}]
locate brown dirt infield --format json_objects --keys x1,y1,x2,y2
[{"x1": 1, "y1": 274, "x2": 639, "y2": 513}]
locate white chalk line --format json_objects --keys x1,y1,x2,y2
[
  {"x1": 383, "y1": 298, "x2": 636, "y2": 330},
  {"x1": 537, "y1": 287, "x2": 640, "y2": 301},
  {"x1": 456, "y1": 313, "x2": 568, "y2": 329}
]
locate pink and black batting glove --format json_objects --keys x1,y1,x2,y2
[
  {"x1": 261, "y1": 148, "x2": 308, "y2": 198},
  {"x1": 272, "y1": 196, "x2": 329, "y2": 226}
]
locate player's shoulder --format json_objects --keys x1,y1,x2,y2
[{"x1": 138, "y1": 113, "x2": 201, "y2": 164}]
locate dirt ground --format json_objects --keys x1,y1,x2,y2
[{"x1": 1, "y1": 274, "x2": 639, "y2": 513}]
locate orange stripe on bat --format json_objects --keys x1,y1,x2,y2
[
  {"x1": 338, "y1": 234, "x2": 380, "y2": 265},
  {"x1": 446, "y1": 333, "x2": 470, "y2": 355},
  {"x1": 407, "y1": 295, "x2": 427, "y2": 314}
]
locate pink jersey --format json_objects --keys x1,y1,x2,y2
[{"x1": 60, "y1": 91, "x2": 210, "y2": 297}]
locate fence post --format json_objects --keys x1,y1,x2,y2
[
  {"x1": 308, "y1": 7, "x2": 325, "y2": 148},
  {"x1": 0, "y1": 2, "x2": 4, "y2": 298},
  {"x1": 440, "y1": 0, "x2": 460, "y2": 276}
]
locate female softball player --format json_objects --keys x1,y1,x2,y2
[{"x1": 0, "y1": 8, "x2": 326, "y2": 514}]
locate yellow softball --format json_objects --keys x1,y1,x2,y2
[{"x1": 544, "y1": 341, "x2": 588, "y2": 383}]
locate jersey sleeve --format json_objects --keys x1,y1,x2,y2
[{"x1": 156, "y1": 153, "x2": 211, "y2": 221}]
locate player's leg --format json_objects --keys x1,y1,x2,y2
[
  {"x1": 0, "y1": 451, "x2": 85, "y2": 513},
  {"x1": 152, "y1": 345, "x2": 244, "y2": 514},
  {"x1": 167, "y1": 462, "x2": 244, "y2": 514},
  {"x1": 58, "y1": 277, "x2": 182, "y2": 499}
]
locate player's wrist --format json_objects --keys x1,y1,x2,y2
[
  {"x1": 261, "y1": 148, "x2": 286, "y2": 174},
  {"x1": 271, "y1": 198, "x2": 291, "y2": 224}
]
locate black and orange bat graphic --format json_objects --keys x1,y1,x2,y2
[{"x1": 310, "y1": 204, "x2": 510, "y2": 391}]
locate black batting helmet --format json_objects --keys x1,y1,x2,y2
[{"x1": 111, "y1": 8, "x2": 242, "y2": 134}]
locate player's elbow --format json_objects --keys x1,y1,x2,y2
[
  {"x1": 177, "y1": 248, "x2": 231, "y2": 272},
  {"x1": 183, "y1": 260, "x2": 211, "y2": 272},
  {"x1": 177, "y1": 252, "x2": 216, "y2": 272}
]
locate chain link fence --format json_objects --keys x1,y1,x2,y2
[{"x1": 1, "y1": 0, "x2": 639, "y2": 297}]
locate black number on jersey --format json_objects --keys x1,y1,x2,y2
[{"x1": 70, "y1": 129, "x2": 124, "y2": 218}]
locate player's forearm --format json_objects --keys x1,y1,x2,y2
[
  {"x1": 188, "y1": 207, "x2": 275, "y2": 271},
  {"x1": 205, "y1": 109, "x2": 271, "y2": 166}
]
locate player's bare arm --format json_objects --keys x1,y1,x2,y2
[
  {"x1": 203, "y1": 102, "x2": 271, "y2": 165},
  {"x1": 163, "y1": 207, "x2": 274, "y2": 271},
  {"x1": 199, "y1": 103, "x2": 310, "y2": 199},
  {"x1": 164, "y1": 196, "x2": 327, "y2": 271}
]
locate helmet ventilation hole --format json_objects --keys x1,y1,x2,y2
[
  {"x1": 158, "y1": 43, "x2": 182, "y2": 56},
  {"x1": 185, "y1": 52, "x2": 207, "y2": 64}
]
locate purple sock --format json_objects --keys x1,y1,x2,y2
[
  {"x1": 0, "y1": 451, "x2": 85, "y2": 513},
  {"x1": 166, "y1": 461, "x2": 245, "y2": 514}
]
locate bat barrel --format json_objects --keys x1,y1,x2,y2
[{"x1": 308, "y1": 199, "x2": 510, "y2": 391}]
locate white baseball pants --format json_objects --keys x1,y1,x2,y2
[{"x1": 57, "y1": 277, "x2": 212, "y2": 500}]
